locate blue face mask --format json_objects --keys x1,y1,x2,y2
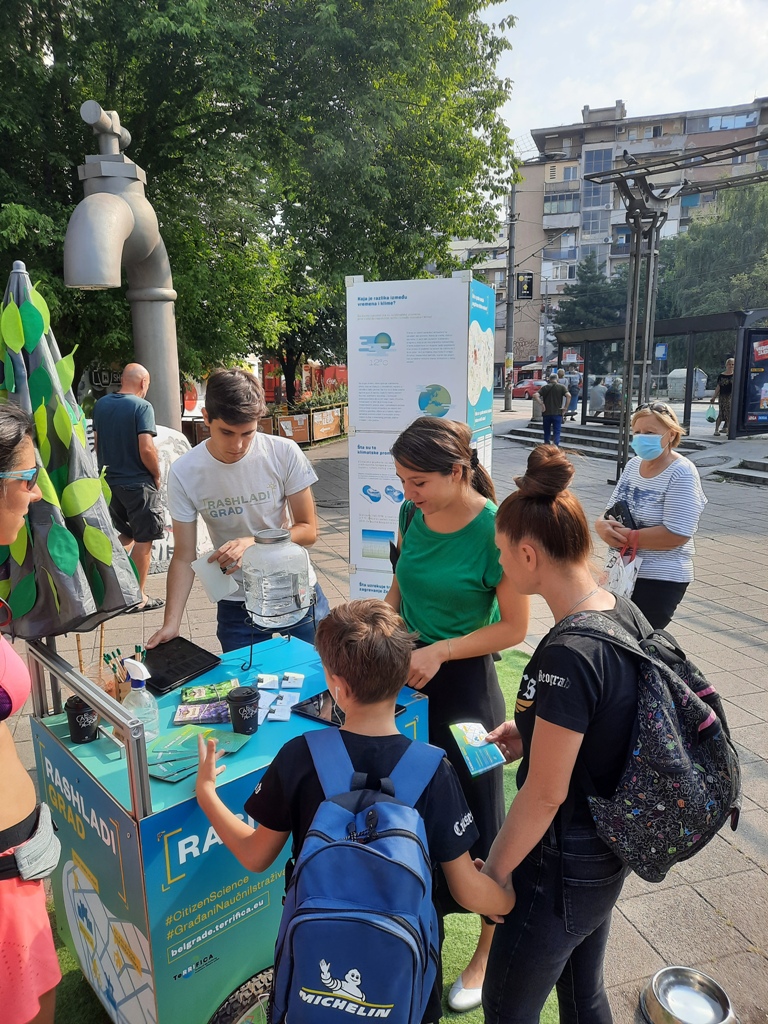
[{"x1": 630, "y1": 434, "x2": 665, "y2": 461}]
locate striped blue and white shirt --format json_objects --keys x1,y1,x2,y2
[{"x1": 607, "y1": 456, "x2": 707, "y2": 582}]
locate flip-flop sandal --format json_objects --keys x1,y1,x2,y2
[{"x1": 126, "y1": 596, "x2": 165, "y2": 613}]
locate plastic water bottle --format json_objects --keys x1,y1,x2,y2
[
  {"x1": 241, "y1": 529, "x2": 311, "y2": 629},
  {"x1": 122, "y1": 658, "x2": 160, "y2": 742}
]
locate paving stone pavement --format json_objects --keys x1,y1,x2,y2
[{"x1": 14, "y1": 401, "x2": 768, "y2": 1023}]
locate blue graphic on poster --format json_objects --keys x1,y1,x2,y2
[
  {"x1": 466, "y1": 281, "x2": 495, "y2": 431},
  {"x1": 32, "y1": 722, "x2": 154, "y2": 1024},
  {"x1": 418, "y1": 384, "x2": 452, "y2": 416},
  {"x1": 359, "y1": 332, "x2": 394, "y2": 353}
]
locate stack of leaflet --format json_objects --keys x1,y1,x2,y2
[
  {"x1": 172, "y1": 677, "x2": 241, "y2": 726},
  {"x1": 256, "y1": 671, "x2": 305, "y2": 722},
  {"x1": 146, "y1": 726, "x2": 251, "y2": 783}
]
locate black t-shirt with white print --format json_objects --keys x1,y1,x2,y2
[
  {"x1": 514, "y1": 597, "x2": 645, "y2": 825},
  {"x1": 244, "y1": 729, "x2": 479, "y2": 866}
]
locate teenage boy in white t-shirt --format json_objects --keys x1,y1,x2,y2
[{"x1": 147, "y1": 369, "x2": 329, "y2": 653}]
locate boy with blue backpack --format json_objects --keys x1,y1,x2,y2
[{"x1": 196, "y1": 599, "x2": 515, "y2": 1023}]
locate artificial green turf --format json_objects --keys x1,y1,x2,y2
[{"x1": 53, "y1": 648, "x2": 558, "y2": 1024}]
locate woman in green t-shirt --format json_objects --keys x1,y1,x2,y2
[{"x1": 386, "y1": 417, "x2": 530, "y2": 1011}]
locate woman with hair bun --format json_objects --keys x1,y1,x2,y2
[
  {"x1": 481, "y1": 445, "x2": 646, "y2": 1024},
  {"x1": 387, "y1": 417, "x2": 529, "y2": 1011},
  {"x1": 595, "y1": 402, "x2": 707, "y2": 629}
]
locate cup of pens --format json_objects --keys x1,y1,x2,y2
[{"x1": 103, "y1": 646, "x2": 147, "y2": 702}]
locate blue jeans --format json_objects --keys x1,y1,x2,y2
[
  {"x1": 542, "y1": 414, "x2": 563, "y2": 446},
  {"x1": 216, "y1": 583, "x2": 331, "y2": 654},
  {"x1": 483, "y1": 827, "x2": 628, "y2": 1024}
]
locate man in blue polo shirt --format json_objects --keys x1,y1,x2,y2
[{"x1": 93, "y1": 363, "x2": 165, "y2": 612}]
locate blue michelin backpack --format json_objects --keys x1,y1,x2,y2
[
  {"x1": 270, "y1": 727, "x2": 445, "y2": 1024},
  {"x1": 549, "y1": 611, "x2": 741, "y2": 883}
]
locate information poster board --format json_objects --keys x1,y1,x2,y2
[
  {"x1": 347, "y1": 275, "x2": 495, "y2": 598},
  {"x1": 740, "y1": 329, "x2": 768, "y2": 431}
]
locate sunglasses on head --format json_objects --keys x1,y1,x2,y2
[
  {"x1": 635, "y1": 402, "x2": 673, "y2": 416},
  {"x1": 0, "y1": 466, "x2": 40, "y2": 490}
]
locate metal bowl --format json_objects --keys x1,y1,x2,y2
[{"x1": 640, "y1": 967, "x2": 737, "y2": 1024}]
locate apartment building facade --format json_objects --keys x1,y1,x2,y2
[{"x1": 525, "y1": 96, "x2": 768, "y2": 307}]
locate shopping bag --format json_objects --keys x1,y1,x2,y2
[
  {"x1": 705, "y1": 404, "x2": 717, "y2": 423},
  {"x1": 601, "y1": 545, "x2": 642, "y2": 599}
]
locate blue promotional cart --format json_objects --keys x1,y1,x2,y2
[{"x1": 27, "y1": 636, "x2": 428, "y2": 1024}]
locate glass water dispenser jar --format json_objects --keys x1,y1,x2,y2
[{"x1": 241, "y1": 529, "x2": 311, "y2": 629}]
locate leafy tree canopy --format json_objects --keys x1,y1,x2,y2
[
  {"x1": 0, "y1": 0, "x2": 516, "y2": 400},
  {"x1": 553, "y1": 252, "x2": 626, "y2": 332}
]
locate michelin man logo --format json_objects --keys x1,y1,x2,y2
[
  {"x1": 320, "y1": 960, "x2": 366, "y2": 1001},
  {"x1": 298, "y1": 959, "x2": 394, "y2": 1015}
]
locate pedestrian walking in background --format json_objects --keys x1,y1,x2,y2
[
  {"x1": 92, "y1": 363, "x2": 165, "y2": 613},
  {"x1": 565, "y1": 363, "x2": 582, "y2": 420},
  {"x1": 589, "y1": 377, "x2": 607, "y2": 417},
  {"x1": 712, "y1": 357, "x2": 735, "y2": 435},
  {"x1": 534, "y1": 373, "x2": 569, "y2": 446}
]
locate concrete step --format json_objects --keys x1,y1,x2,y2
[
  {"x1": 503, "y1": 425, "x2": 708, "y2": 460},
  {"x1": 715, "y1": 466, "x2": 768, "y2": 486},
  {"x1": 737, "y1": 459, "x2": 768, "y2": 473}
]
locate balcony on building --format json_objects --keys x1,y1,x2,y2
[{"x1": 542, "y1": 246, "x2": 579, "y2": 261}]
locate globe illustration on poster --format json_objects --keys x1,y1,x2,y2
[
  {"x1": 374, "y1": 332, "x2": 393, "y2": 349},
  {"x1": 418, "y1": 384, "x2": 451, "y2": 417}
]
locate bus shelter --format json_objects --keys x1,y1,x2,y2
[{"x1": 555, "y1": 309, "x2": 768, "y2": 438}]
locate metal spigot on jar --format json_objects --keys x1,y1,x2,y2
[{"x1": 241, "y1": 529, "x2": 311, "y2": 630}]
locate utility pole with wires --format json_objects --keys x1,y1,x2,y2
[{"x1": 503, "y1": 184, "x2": 517, "y2": 411}]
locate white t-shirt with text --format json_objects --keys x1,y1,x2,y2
[{"x1": 168, "y1": 433, "x2": 319, "y2": 598}]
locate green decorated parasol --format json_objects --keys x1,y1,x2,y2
[{"x1": 0, "y1": 260, "x2": 141, "y2": 639}]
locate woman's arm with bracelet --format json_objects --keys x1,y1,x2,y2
[
  {"x1": 483, "y1": 718, "x2": 584, "y2": 884},
  {"x1": 407, "y1": 575, "x2": 530, "y2": 689},
  {"x1": 597, "y1": 521, "x2": 690, "y2": 552}
]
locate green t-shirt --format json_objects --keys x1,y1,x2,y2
[{"x1": 396, "y1": 499, "x2": 503, "y2": 644}]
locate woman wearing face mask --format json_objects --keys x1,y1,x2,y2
[
  {"x1": 0, "y1": 406, "x2": 58, "y2": 1024},
  {"x1": 594, "y1": 402, "x2": 707, "y2": 629}
]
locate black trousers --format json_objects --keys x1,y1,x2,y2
[{"x1": 630, "y1": 578, "x2": 689, "y2": 630}]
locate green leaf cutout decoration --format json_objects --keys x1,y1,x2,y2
[
  {"x1": 61, "y1": 477, "x2": 101, "y2": 517},
  {"x1": 34, "y1": 404, "x2": 51, "y2": 467},
  {"x1": 42, "y1": 567, "x2": 60, "y2": 613},
  {"x1": 56, "y1": 345, "x2": 78, "y2": 395},
  {"x1": 90, "y1": 562, "x2": 105, "y2": 606},
  {"x1": 9, "y1": 571, "x2": 36, "y2": 618},
  {"x1": 99, "y1": 467, "x2": 112, "y2": 506},
  {"x1": 0, "y1": 545, "x2": 8, "y2": 565},
  {"x1": 36, "y1": 467, "x2": 60, "y2": 508},
  {"x1": 0, "y1": 578, "x2": 9, "y2": 600},
  {"x1": 9, "y1": 524, "x2": 27, "y2": 565},
  {"x1": 19, "y1": 301, "x2": 44, "y2": 352},
  {"x1": 53, "y1": 399, "x2": 73, "y2": 448},
  {"x1": 73, "y1": 419, "x2": 87, "y2": 448},
  {"x1": 1, "y1": 300, "x2": 24, "y2": 352},
  {"x1": 4, "y1": 352, "x2": 14, "y2": 393},
  {"x1": 49, "y1": 464, "x2": 69, "y2": 497},
  {"x1": 83, "y1": 522, "x2": 113, "y2": 566},
  {"x1": 29, "y1": 285, "x2": 51, "y2": 334},
  {"x1": 28, "y1": 365, "x2": 53, "y2": 410},
  {"x1": 47, "y1": 518, "x2": 80, "y2": 575}
]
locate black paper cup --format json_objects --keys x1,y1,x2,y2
[
  {"x1": 226, "y1": 686, "x2": 260, "y2": 735},
  {"x1": 65, "y1": 695, "x2": 99, "y2": 744}
]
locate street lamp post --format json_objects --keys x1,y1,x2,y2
[{"x1": 503, "y1": 184, "x2": 516, "y2": 411}]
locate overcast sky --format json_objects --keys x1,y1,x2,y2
[{"x1": 490, "y1": 0, "x2": 768, "y2": 156}]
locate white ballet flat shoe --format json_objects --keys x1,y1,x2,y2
[{"x1": 447, "y1": 974, "x2": 483, "y2": 1012}]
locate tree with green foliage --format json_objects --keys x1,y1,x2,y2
[
  {"x1": 0, "y1": 0, "x2": 516, "y2": 404},
  {"x1": 553, "y1": 253, "x2": 626, "y2": 332}
]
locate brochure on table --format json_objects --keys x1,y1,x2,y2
[{"x1": 346, "y1": 274, "x2": 495, "y2": 596}]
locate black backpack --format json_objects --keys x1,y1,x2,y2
[{"x1": 548, "y1": 610, "x2": 742, "y2": 882}]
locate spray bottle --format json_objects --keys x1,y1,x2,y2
[{"x1": 122, "y1": 658, "x2": 160, "y2": 742}]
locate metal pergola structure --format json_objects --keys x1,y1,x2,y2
[{"x1": 583, "y1": 132, "x2": 768, "y2": 475}]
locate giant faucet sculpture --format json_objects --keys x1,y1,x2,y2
[{"x1": 64, "y1": 101, "x2": 182, "y2": 430}]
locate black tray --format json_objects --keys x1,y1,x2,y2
[{"x1": 142, "y1": 637, "x2": 222, "y2": 696}]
